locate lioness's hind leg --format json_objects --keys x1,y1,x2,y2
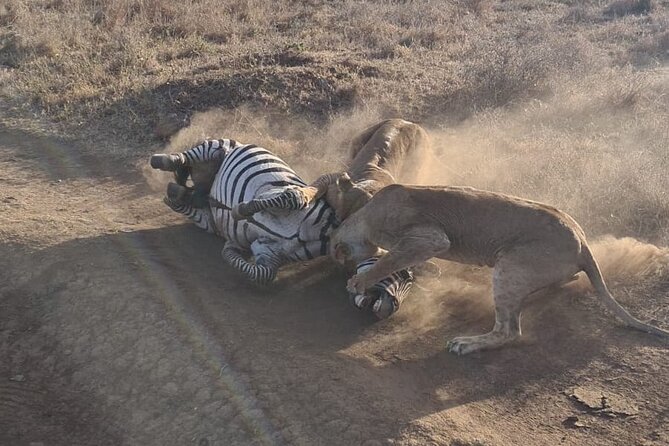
[
  {"x1": 447, "y1": 285, "x2": 523, "y2": 356},
  {"x1": 448, "y1": 247, "x2": 580, "y2": 355}
]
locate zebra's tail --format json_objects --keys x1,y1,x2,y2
[{"x1": 150, "y1": 153, "x2": 184, "y2": 171}]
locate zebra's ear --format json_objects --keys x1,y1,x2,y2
[{"x1": 337, "y1": 173, "x2": 354, "y2": 192}]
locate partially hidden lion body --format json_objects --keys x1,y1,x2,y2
[
  {"x1": 237, "y1": 118, "x2": 431, "y2": 221},
  {"x1": 324, "y1": 118, "x2": 431, "y2": 220},
  {"x1": 331, "y1": 184, "x2": 669, "y2": 354},
  {"x1": 347, "y1": 118, "x2": 430, "y2": 187}
]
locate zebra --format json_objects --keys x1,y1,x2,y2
[
  {"x1": 151, "y1": 139, "x2": 338, "y2": 283},
  {"x1": 151, "y1": 138, "x2": 417, "y2": 318}
]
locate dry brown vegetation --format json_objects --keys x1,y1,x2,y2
[{"x1": 0, "y1": 0, "x2": 666, "y2": 144}]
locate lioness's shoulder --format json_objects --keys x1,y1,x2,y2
[{"x1": 373, "y1": 184, "x2": 412, "y2": 201}]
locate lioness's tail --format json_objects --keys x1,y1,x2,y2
[{"x1": 580, "y1": 243, "x2": 669, "y2": 338}]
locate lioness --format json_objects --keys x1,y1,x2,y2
[{"x1": 330, "y1": 184, "x2": 669, "y2": 355}]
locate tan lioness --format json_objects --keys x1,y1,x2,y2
[{"x1": 330, "y1": 184, "x2": 669, "y2": 355}]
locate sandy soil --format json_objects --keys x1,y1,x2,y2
[{"x1": 1, "y1": 128, "x2": 668, "y2": 446}]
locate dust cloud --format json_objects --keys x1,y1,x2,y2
[{"x1": 140, "y1": 107, "x2": 384, "y2": 192}]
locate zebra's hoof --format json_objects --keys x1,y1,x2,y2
[
  {"x1": 166, "y1": 182, "x2": 192, "y2": 204},
  {"x1": 371, "y1": 294, "x2": 400, "y2": 320},
  {"x1": 150, "y1": 154, "x2": 179, "y2": 171},
  {"x1": 349, "y1": 293, "x2": 374, "y2": 310}
]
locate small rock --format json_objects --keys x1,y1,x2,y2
[
  {"x1": 9, "y1": 374, "x2": 25, "y2": 382},
  {"x1": 562, "y1": 416, "x2": 588, "y2": 429},
  {"x1": 568, "y1": 386, "x2": 605, "y2": 410},
  {"x1": 565, "y1": 385, "x2": 638, "y2": 418},
  {"x1": 92, "y1": 9, "x2": 104, "y2": 25}
]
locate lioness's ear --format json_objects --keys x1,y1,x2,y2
[
  {"x1": 334, "y1": 242, "x2": 351, "y2": 263},
  {"x1": 337, "y1": 173, "x2": 354, "y2": 192}
]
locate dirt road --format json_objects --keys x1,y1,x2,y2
[{"x1": 1, "y1": 128, "x2": 667, "y2": 446}]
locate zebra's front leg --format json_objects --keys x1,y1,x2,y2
[
  {"x1": 221, "y1": 242, "x2": 279, "y2": 286},
  {"x1": 150, "y1": 140, "x2": 227, "y2": 171},
  {"x1": 150, "y1": 140, "x2": 228, "y2": 186}
]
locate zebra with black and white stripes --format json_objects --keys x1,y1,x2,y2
[{"x1": 152, "y1": 139, "x2": 337, "y2": 285}]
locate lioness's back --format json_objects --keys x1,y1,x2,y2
[{"x1": 372, "y1": 184, "x2": 585, "y2": 247}]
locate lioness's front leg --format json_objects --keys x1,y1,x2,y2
[{"x1": 347, "y1": 226, "x2": 450, "y2": 294}]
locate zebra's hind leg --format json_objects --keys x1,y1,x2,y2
[
  {"x1": 234, "y1": 173, "x2": 344, "y2": 218},
  {"x1": 233, "y1": 187, "x2": 313, "y2": 219},
  {"x1": 222, "y1": 242, "x2": 278, "y2": 286},
  {"x1": 150, "y1": 153, "x2": 185, "y2": 171}
]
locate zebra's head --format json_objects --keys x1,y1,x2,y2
[{"x1": 185, "y1": 160, "x2": 221, "y2": 194}]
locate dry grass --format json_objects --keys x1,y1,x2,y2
[
  {"x1": 421, "y1": 66, "x2": 669, "y2": 244},
  {"x1": 1, "y1": 0, "x2": 669, "y2": 244}
]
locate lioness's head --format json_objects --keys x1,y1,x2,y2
[
  {"x1": 329, "y1": 219, "x2": 380, "y2": 271},
  {"x1": 330, "y1": 238, "x2": 379, "y2": 271},
  {"x1": 327, "y1": 173, "x2": 373, "y2": 221}
]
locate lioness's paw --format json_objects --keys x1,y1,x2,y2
[
  {"x1": 411, "y1": 260, "x2": 441, "y2": 279},
  {"x1": 446, "y1": 336, "x2": 483, "y2": 356},
  {"x1": 346, "y1": 275, "x2": 366, "y2": 294}
]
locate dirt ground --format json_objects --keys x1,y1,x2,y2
[{"x1": 1, "y1": 127, "x2": 668, "y2": 446}]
